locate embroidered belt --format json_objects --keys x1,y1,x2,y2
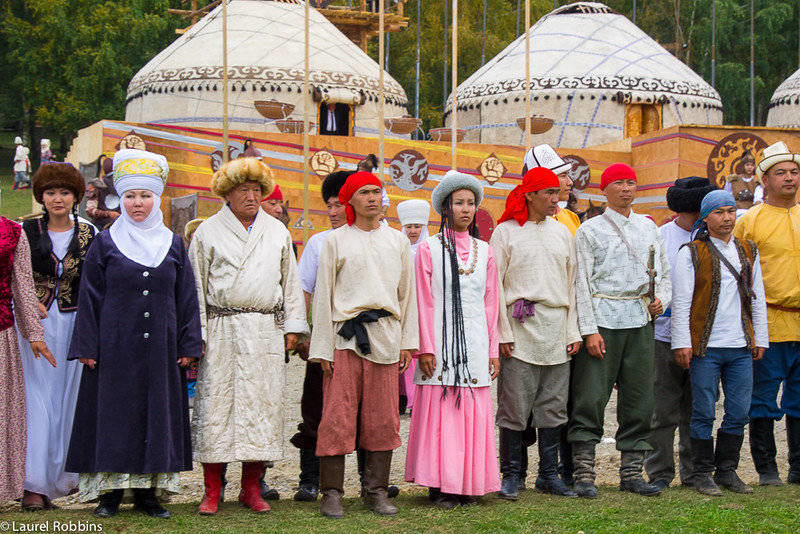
[
  {"x1": 207, "y1": 305, "x2": 285, "y2": 329},
  {"x1": 767, "y1": 303, "x2": 800, "y2": 313},
  {"x1": 592, "y1": 293, "x2": 648, "y2": 301}
]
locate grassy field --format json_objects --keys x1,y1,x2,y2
[
  {"x1": 0, "y1": 174, "x2": 34, "y2": 220},
  {"x1": 2, "y1": 485, "x2": 799, "y2": 533}
]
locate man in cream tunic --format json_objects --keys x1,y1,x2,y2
[{"x1": 189, "y1": 158, "x2": 308, "y2": 514}]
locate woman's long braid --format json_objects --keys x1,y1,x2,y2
[
  {"x1": 67, "y1": 203, "x2": 80, "y2": 256},
  {"x1": 438, "y1": 195, "x2": 474, "y2": 405},
  {"x1": 37, "y1": 207, "x2": 53, "y2": 260}
]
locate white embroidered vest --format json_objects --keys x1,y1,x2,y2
[{"x1": 414, "y1": 234, "x2": 491, "y2": 387}]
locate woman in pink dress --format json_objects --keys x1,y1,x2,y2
[
  {"x1": 0, "y1": 216, "x2": 53, "y2": 506},
  {"x1": 404, "y1": 171, "x2": 501, "y2": 508}
]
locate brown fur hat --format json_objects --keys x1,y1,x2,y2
[
  {"x1": 211, "y1": 157, "x2": 274, "y2": 198},
  {"x1": 33, "y1": 163, "x2": 86, "y2": 204}
]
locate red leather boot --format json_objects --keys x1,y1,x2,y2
[
  {"x1": 239, "y1": 462, "x2": 271, "y2": 512},
  {"x1": 198, "y1": 462, "x2": 225, "y2": 515}
]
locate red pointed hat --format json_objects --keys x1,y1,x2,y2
[
  {"x1": 498, "y1": 167, "x2": 561, "y2": 226},
  {"x1": 262, "y1": 183, "x2": 283, "y2": 202}
]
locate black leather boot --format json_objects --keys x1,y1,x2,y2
[
  {"x1": 619, "y1": 451, "x2": 662, "y2": 496},
  {"x1": 558, "y1": 427, "x2": 574, "y2": 487},
  {"x1": 749, "y1": 417, "x2": 783, "y2": 485},
  {"x1": 691, "y1": 437, "x2": 721, "y2": 496},
  {"x1": 519, "y1": 442, "x2": 529, "y2": 491},
  {"x1": 498, "y1": 428, "x2": 523, "y2": 501},
  {"x1": 787, "y1": 416, "x2": 800, "y2": 484},
  {"x1": 713, "y1": 431, "x2": 752, "y2": 493},
  {"x1": 133, "y1": 488, "x2": 171, "y2": 519},
  {"x1": 294, "y1": 448, "x2": 320, "y2": 501},
  {"x1": 93, "y1": 489, "x2": 123, "y2": 518},
  {"x1": 535, "y1": 427, "x2": 577, "y2": 497}
]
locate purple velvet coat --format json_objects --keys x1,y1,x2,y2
[{"x1": 66, "y1": 231, "x2": 202, "y2": 474}]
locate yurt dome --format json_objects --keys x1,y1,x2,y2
[
  {"x1": 767, "y1": 68, "x2": 800, "y2": 128},
  {"x1": 125, "y1": 0, "x2": 408, "y2": 136},
  {"x1": 445, "y1": 2, "x2": 722, "y2": 149}
]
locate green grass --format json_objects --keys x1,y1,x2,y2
[
  {"x1": 2, "y1": 486, "x2": 799, "y2": 533},
  {"x1": 0, "y1": 173, "x2": 35, "y2": 220}
]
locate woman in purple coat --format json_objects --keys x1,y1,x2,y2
[{"x1": 66, "y1": 149, "x2": 202, "y2": 519}]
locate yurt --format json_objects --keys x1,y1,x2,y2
[
  {"x1": 767, "y1": 68, "x2": 800, "y2": 128},
  {"x1": 446, "y1": 2, "x2": 722, "y2": 149},
  {"x1": 125, "y1": 0, "x2": 408, "y2": 137}
]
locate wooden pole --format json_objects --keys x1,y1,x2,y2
[
  {"x1": 379, "y1": 0, "x2": 385, "y2": 182},
  {"x1": 524, "y1": 0, "x2": 531, "y2": 149},
  {"x1": 302, "y1": 0, "x2": 311, "y2": 244},
  {"x1": 711, "y1": 0, "x2": 716, "y2": 87},
  {"x1": 750, "y1": 0, "x2": 755, "y2": 126},
  {"x1": 451, "y1": 0, "x2": 457, "y2": 169},
  {"x1": 222, "y1": 0, "x2": 229, "y2": 163}
]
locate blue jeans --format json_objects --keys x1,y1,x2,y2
[
  {"x1": 689, "y1": 347, "x2": 753, "y2": 440},
  {"x1": 14, "y1": 171, "x2": 27, "y2": 185},
  {"x1": 750, "y1": 341, "x2": 800, "y2": 419}
]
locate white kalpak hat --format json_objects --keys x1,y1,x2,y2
[
  {"x1": 524, "y1": 144, "x2": 571, "y2": 175},
  {"x1": 14, "y1": 136, "x2": 22, "y2": 145},
  {"x1": 756, "y1": 141, "x2": 800, "y2": 180},
  {"x1": 113, "y1": 148, "x2": 169, "y2": 196},
  {"x1": 397, "y1": 199, "x2": 431, "y2": 226}
]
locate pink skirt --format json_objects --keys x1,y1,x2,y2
[
  {"x1": 405, "y1": 385, "x2": 500, "y2": 496},
  {"x1": 398, "y1": 359, "x2": 416, "y2": 410}
]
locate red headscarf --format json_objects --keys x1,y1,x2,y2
[
  {"x1": 600, "y1": 163, "x2": 637, "y2": 189},
  {"x1": 262, "y1": 183, "x2": 283, "y2": 202},
  {"x1": 339, "y1": 171, "x2": 383, "y2": 225},
  {"x1": 498, "y1": 167, "x2": 561, "y2": 225}
]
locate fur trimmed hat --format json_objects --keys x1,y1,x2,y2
[
  {"x1": 666, "y1": 176, "x2": 716, "y2": 213},
  {"x1": 211, "y1": 157, "x2": 274, "y2": 198},
  {"x1": 321, "y1": 170, "x2": 353, "y2": 202},
  {"x1": 33, "y1": 163, "x2": 86, "y2": 204},
  {"x1": 184, "y1": 217, "x2": 206, "y2": 241},
  {"x1": 431, "y1": 170, "x2": 484, "y2": 215}
]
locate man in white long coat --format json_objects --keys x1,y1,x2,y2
[{"x1": 189, "y1": 158, "x2": 309, "y2": 515}]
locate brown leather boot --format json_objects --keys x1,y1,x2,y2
[
  {"x1": 363, "y1": 450, "x2": 397, "y2": 516},
  {"x1": 319, "y1": 455, "x2": 345, "y2": 519}
]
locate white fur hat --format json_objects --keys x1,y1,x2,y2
[
  {"x1": 430, "y1": 170, "x2": 484, "y2": 215},
  {"x1": 756, "y1": 141, "x2": 800, "y2": 180},
  {"x1": 524, "y1": 144, "x2": 571, "y2": 175},
  {"x1": 14, "y1": 136, "x2": 22, "y2": 145},
  {"x1": 397, "y1": 199, "x2": 431, "y2": 226}
]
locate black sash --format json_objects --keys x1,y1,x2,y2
[{"x1": 337, "y1": 309, "x2": 393, "y2": 355}]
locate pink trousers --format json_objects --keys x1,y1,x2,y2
[{"x1": 316, "y1": 349, "x2": 401, "y2": 456}]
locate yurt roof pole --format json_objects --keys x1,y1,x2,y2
[
  {"x1": 302, "y1": 0, "x2": 311, "y2": 244},
  {"x1": 379, "y1": 0, "x2": 386, "y2": 182},
  {"x1": 524, "y1": 0, "x2": 531, "y2": 149},
  {"x1": 222, "y1": 0, "x2": 229, "y2": 163},
  {"x1": 481, "y1": 0, "x2": 486, "y2": 66},
  {"x1": 750, "y1": 0, "x2": 754, "y2": 126},
  {"x1": 450, "y1": 0, "x2": 458, "y2": 169},
  {"x1": 415, "y1": 0, "x2": 421, "y2": 128},
  {"x1": 711, "y1": 0, "x2": 716, "y2": 87}
]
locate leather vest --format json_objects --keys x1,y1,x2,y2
[
  {"x1": 0, "y1": 217, "x2": 22, "y2": 331},
  {"x1": 23, "y1": 218, "x2": 95, "y2": 312},
  {"x1": 686, "y1": 238, "x2": 757, "y2": 357}
]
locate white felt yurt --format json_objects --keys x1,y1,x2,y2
[
  {"x1": 125, "y1": 0, "x2": 408, "y2": 136},
  {"x1": 767, "y1": 68, "x2": 800, "y2": 128},
  {"x1": 445, "y1": 2, "x2": 722, "y2": 149}
]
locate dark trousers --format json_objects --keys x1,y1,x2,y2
[
  {"x1": 568, "y1": 325, "x2": 654, "y2": 451},
  {"x1": 644, "y1": 340, "x2": 693, "y2": 484},
  {"x1": 291, "y1": 362, "x2": 325, "y2": 450},
  {"x1": 690, "y1": 347, "x2": 753, "y2": 439},
  {"x1": 750, "y1": 341, "x2": 800, "y2": 420}
]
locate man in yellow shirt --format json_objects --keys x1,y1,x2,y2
[
  {"x1": 523, "y1": 144, "x2": 581, "y2": 235},
  {"x1": 734, "y1": 141, "x2": 800, "y2": 486}
]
